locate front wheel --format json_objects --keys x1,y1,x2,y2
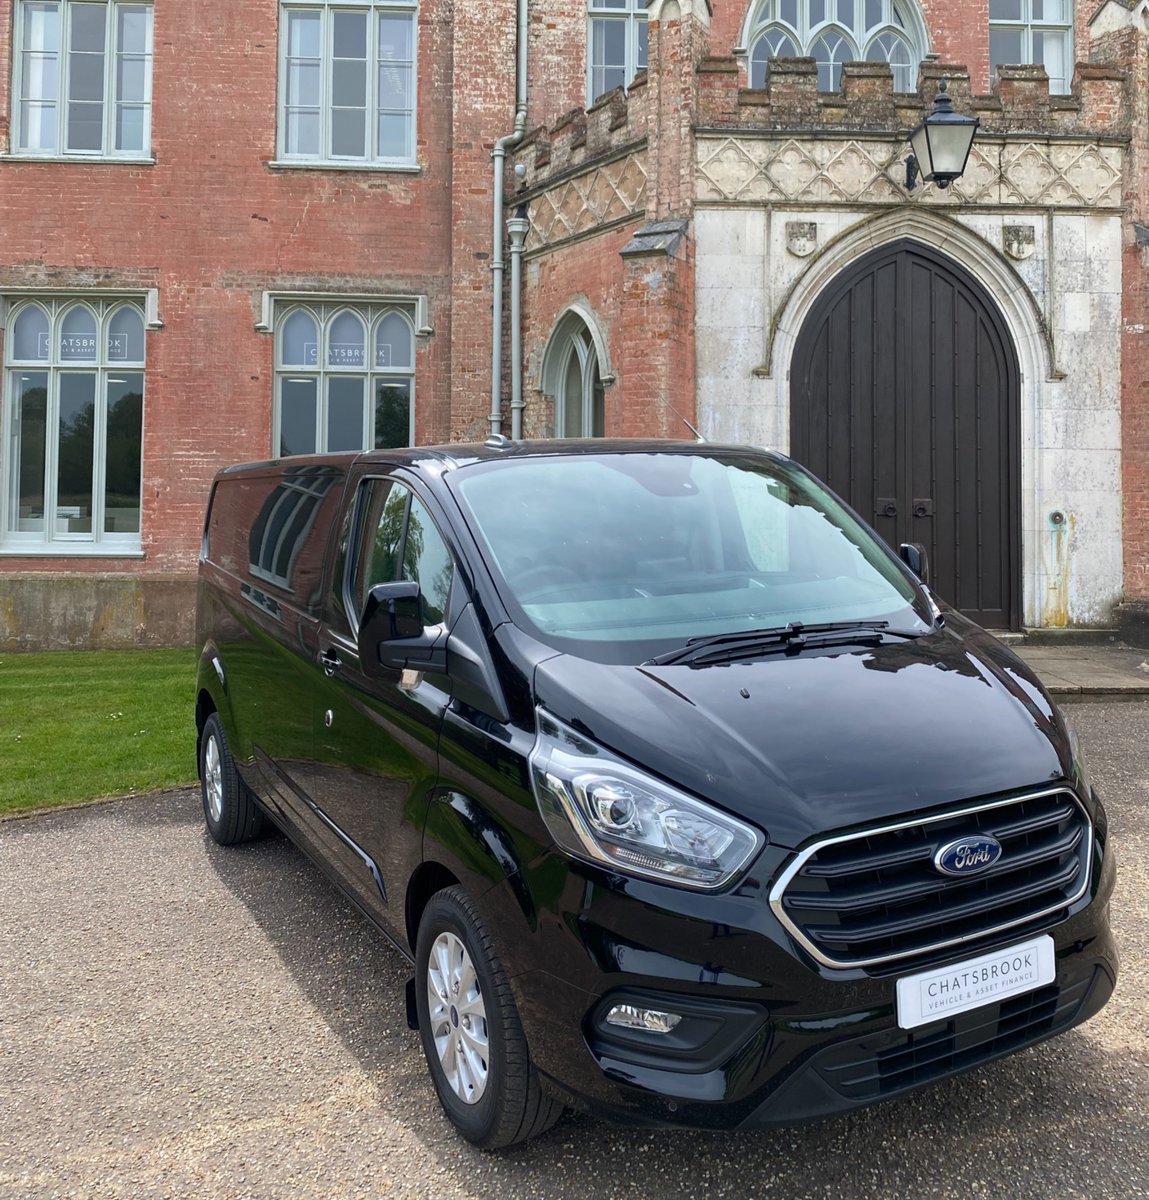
[
  {"x1": 415, "y1": 887, "x2": 564, "y2": 1149},
  {"x1": 199, "y1": 712, "x2": 264, "y2": 846}
]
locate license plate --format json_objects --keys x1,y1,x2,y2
[{"x1": 896, "y1": 934, "x2": 1056, "y2": 1030}]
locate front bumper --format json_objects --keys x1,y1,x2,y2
[{"x1": 508, "y1": 827, "x2": 1118, "y2": 1130}]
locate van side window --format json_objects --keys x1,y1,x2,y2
[
  {"x1": 346, "y1": 480, "x2": 455, "y2": 629},
  {"x1": 404, "y1": 497, "x2": 454, "y2": 625}
]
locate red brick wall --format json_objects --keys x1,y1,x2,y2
[{"x1": 0, "y1": 0, "x2": 482, "y2": 577}]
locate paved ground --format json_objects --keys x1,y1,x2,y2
[
  {"x1": 2, "y1": 701, "x2": 1148, "y2": 1200},
  {"x1": 1012, "y1": 642, "x2": 1149, "y2": 700}
]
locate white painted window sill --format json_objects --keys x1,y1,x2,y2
[
  {"x1": 0, "y1": 545, "x2": 145, "y2": 558},
  {"x1": 266, "y1": 159, "x2": 420, "y2": 174},
  {"x1": 0, "y1": 153, "x2": 155, "y2": 166}
]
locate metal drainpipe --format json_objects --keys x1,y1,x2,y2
[
  {"x1": 507, "y1": 206, "x2": 530, "y2": 439},
  {"x1": 489, "y1": 0, "x2": 529, "y2": 436}
]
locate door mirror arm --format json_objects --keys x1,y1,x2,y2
[
  {"x1": 899, "y1": 542, "x2": 930, "y2": 585},
  {"x1": 359, "y1": 581, "x2": 447, "y2": 677}
]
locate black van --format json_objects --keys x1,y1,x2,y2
[{"x1": 195, "y1": 439, "x2": 1116, "y2": 1149}]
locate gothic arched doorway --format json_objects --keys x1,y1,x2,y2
[{"x1": 790, "y1": 238, "x2": 1021, "y2": 629}]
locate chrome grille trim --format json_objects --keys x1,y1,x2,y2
[{"x1": 768, "y1": 787, "x2": 1094, "y2": 970}]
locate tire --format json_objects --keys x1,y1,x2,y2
[
  {"x1": 415, "y1": 886, "x2": 564, "y2": 1149},
  {"x1": 199, "y1": 712, "x2": 264, "y2": 846}
]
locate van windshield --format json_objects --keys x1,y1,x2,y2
[{"x1": 451, "y1": 450, "x2": 931, "y2": 664}]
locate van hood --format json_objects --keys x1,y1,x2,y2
[{"x1": 531, "y1": 626, "x2": 1071, "y2": 850}]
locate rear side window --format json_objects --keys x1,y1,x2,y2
[
  {"x1": 207, "y1": 465, "x2": 345, "y2": 609},
  {"x1": 342, "y1": 479, "x2": 455, "y2": 630}
]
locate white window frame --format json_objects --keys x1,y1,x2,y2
[
  {"x1": 1, "y1": 295, "x2": 147, "y2": 556},
  {"x1": 587, "y1": 0, "x2": 649, "y2": 105},
  {"x1": 990, "y1": 0, "x2": 1073, "y2": 95},
  {"x1": 271, "y1": 299, "x2": 419, "y2": 456},
  {"x1": 10, "y1": 0, "x2": 155, "y2": 160},
  {"x1": 276, "y1": 0, "x2": 419, "y2": 168},
  {"x1": 741, "y1": 0, "x2": 928, "y2": 92}
]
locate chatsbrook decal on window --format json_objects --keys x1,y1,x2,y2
[
  {"x1": 274, "y1": 301, "x2": 417, "y2": 455},
  {"x1": 2, "y1": 298, "x2": 146, "y2": 552},
  {"x1": 278, "y1": 0, "x2": 417, "y2": 165},
  {"x1": 14, "y1": 0, "x2": 154, "y2": 157}
]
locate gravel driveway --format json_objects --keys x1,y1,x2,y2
[{"x1": 2, "y1": 701, "x2": 1147, "y2": 1200}]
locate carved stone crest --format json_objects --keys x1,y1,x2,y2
[
  {"x1": 1003, "y1": 225, "x2": 1036, "y2": 261},
  {"x1": 785, "y1": 221, "x2": 818, "y2": 258}
]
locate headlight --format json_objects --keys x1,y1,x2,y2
[
  {"x1": 529, "y1": 709, "x2": 765, "y2": 891},
  {"x1": 1065, "y1": 717, "x2": 1093, "y2": 801}
]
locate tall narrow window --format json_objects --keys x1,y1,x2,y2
[
  {"x1": 990, "y1": 0, "x2": 1072, "y2": 94},
  {"x1": 3, "y1": 298, "x2": 145, "y2": 551},
  {"x1": 274, "y1": 302, "x2": 417, "y2": 456},
  {"x1": 745, "y1": 0, "x2": 925, "y2": 92},
  {"x1": 279, "y1": 0, "x2": 417, "y2": 165},
  {"x1": 14, "y1": 1, "x2": 154, "y2": 157},
  {"x1": 588, "y1": 0, "x2": 648, "y2": 104},
  {"x1": 543, "y1": 313, "x2": 606, "y2": 438}
]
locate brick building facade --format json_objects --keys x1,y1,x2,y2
[{"x1": 0, "y1": 0, "x2": 1147, "y2": 645}]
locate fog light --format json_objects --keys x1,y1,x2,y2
[{"x1": 604, "y1": 1004, "x2": 683, "y2": 1034}]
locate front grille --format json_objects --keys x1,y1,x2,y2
[
  {"x1": 814, "y1": 971, "x2": 1096, "y2": 1102},
  {"x1": 770, "y1": 788, "x2": 1092, "y2": 969}
]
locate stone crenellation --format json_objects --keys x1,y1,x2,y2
[
  {"x1": 697, "y1": 56, "x2": 1129, "y2": 138},
  {"x1": 512, "y1": 54, "x2": 1128, "y2": 203},
  {"x1": 511, "y1": 74, "x2": 649, "y2": 195}
]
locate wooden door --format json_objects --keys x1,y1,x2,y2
[{"x1": 790, "y1": 239, "x2": 1021, "y2": 630}]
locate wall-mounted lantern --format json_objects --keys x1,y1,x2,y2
[{"x1": 905, "y1": 80, "x2": 979, "y2": 191}]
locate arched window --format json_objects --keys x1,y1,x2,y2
[
  {"x1": 745, "y1": 0, "x2": 925, "y2": 92},
  {"x1": 274, "y1": 302, "x2": 416, "y2": 455},
  {"x1": 542, "y1": 311, "x2": 607, "y2": 438},
  {"x1": 3, "y1": 297, "x2": 146, "y2": 549}
]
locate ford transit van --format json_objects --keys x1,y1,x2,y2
[{"x1": 195, "y1": 439, "x2": 1116, "y2": 1148}]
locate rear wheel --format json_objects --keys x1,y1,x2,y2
[
  {"x1": 415, "y1": 887, "x2": 564, "y2": 1149},
  {"x1": 199, "y1": 713, "x2": 264, "y2": 845}
]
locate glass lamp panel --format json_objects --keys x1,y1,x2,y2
[
  {"x1": 282, "y1": 310, "x2": 319, "y2": 366},
  {"x1": 11, "y1": 372, "x2": 48, "y2": 531},
  {"x1": 328, "y1": 311, "x2": 365, "y2": 368},
  {"x1": 280, "y1": 378, "x2": 318, "y2": 456},
  {"x1": 922, "y1": 119, "x2": 975, "y2": 178},
  {"x1": 327, "y1": 377, "x2": 366, "y2": 452},
  {"x1": 376, "y1": 312, "x2": 412, "y2": 369},
  {"x1": 57, "y1": 373, "x2": 97, "y2": 532},
  {"x1": 108, "y1": 306, "x2": 145, "y2": 362},
  {"x1": 60, "y1": 305, "x2": 99, "y2": 361},
  {"x1": 13, "y1": 305, "x2": 50, "y2": 361},
  {"x1": 104, "y1": 373, "x2": 143, "y2": 533}
]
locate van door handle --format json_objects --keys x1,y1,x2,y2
[{"x1": 320, "y1": 649, "x2": 342, "y2": 677}]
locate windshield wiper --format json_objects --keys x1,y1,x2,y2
[{"x1": 645, "y1": 619, "x2": 896, "y2": 668}]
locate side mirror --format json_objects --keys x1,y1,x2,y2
[
  {"x1": 358, "y1": 581, "x2": 446, "y2": 676},
  {"x1": 899, "y1": 542, "x2": 930, "y2": 584}
]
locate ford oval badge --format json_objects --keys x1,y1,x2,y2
[{"x1": 933, "y1": 835, "x2": 1003, "y2": 877}]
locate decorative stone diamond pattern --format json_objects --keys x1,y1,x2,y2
[
  {"x1": 696, "y1": 137, "x2": 1123, "y2": 209},
  {"x1": 526, "y1": 153, "x2": 648, "y2": 252}
]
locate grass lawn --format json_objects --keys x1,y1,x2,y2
[{"x1": 0, "y1": 648, "x2": 197, "y2": 816}]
